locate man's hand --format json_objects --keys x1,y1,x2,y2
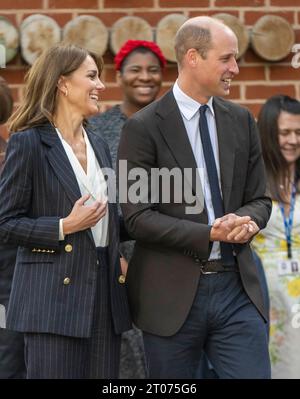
[
  {"x1": 226, "y1": 220, "x2": 259, "y2": 243},
  {"x1": 210, "y1": 213, "x2": 259, "y2": 244}
]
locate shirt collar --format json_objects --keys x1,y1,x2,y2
[{"x1": 173, "y1": 80, "x2": 215, "y2": 120}]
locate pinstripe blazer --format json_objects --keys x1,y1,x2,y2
[{"x1": 0, "y1": 122, "x2": 131, "y2": 338}]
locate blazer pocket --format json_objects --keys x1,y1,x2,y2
[{"x1": 18, "y1": 253, "x2": 55, "y2": 264}]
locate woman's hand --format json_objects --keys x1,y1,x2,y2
[
  {"x1": 120, "y1": 256, "x2": 128, "y2": 276},
  {"x1": 62, "y1": 194, "x2": 107, "y2": 235}
]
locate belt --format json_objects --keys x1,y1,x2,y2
[{"x1": 200, "y1": 260, "x2": 239, "y2": 274}]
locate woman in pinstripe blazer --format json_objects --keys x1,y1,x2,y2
[{"x1": 0, "y1": 44, "x2": 131, "y2": 379}]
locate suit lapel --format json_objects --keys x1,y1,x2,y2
[
  {"x1": 156, "y1": 91, "x2": 203, "y2": 207},
  {"x1": 213, "y1": 97, "x2": 237, "y2": 212},
  {"x1": 39, "y1": 124, "x2": 107, "y2": 247},
  {"x1": 39, "y1": 124, "x2": 82, "y2": 206}
]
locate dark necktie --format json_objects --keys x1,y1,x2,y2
[{"x1": 199, "y1": 104, "x2": 235, "y2": 265}]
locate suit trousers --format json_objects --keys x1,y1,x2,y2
[
  {"x1": 24, "y1": 247, "x2": 121, "y2": 379},
  {"x1": 143, "y1": 270, "x2": 271, "y2": 379}
]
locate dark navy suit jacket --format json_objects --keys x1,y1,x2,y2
[{"x1": 0, "y1": 122, "x2": 131, "y2": 338}]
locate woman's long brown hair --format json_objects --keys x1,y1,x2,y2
[
  {"x1": 8, "y1": 43, "x2": 103, "y2": 132},
  {"x1": 257, "y1": 95, "x2": 300, "y2": 203}
]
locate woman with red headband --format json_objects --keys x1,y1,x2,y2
[{"x1": 90, "y1": 39, "x2": 166, "y2": 379}]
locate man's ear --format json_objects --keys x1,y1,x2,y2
[{"x1": 186, "y1": 48, "x2": 200, "y2": 67}]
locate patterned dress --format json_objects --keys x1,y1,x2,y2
[
  {"x1": 90, "y1": 106, "x2": 146, "y2": 379},
  {"x1": 252, "y1": 197, "x2": 300, "y2": 379}
]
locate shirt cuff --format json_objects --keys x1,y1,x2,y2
[{"x1": 59, "y1": 219, "x2": 65, "y2": 241}]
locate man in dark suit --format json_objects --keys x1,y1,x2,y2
[{"x1": 118, "y1": 16, "x2": 272, "y2": 379}]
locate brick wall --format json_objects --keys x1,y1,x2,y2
[{"x1": 1, "y1": 0, "x2": 300, "y2": 138}]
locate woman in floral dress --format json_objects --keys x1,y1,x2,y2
[{"x1": 252, "y1": 95, "x2": 300, "y2": 378}]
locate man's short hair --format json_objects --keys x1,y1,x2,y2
[{"x1": 174, "y1": 24, "x2": 212, "y2": 65}]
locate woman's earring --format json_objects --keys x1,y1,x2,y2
[{"x1": 64, "y1": 89, "x2": 68, "y2": 97}]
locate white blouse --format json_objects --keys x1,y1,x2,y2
[{"x1": 56, "y1": 127, "x2": 109, "y2": 247}]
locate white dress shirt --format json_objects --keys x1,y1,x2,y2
[
  {"x1": 56, "y1": 127, "x2": 109, "y2": 247},
  {"x1": 173, "y1": 80, "x2": 222, "y2": 260}
]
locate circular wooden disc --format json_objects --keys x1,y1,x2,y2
[
  {"x1": 251, "y1": 15, "x2": 295, "y2": 61},
  {"x1": 20, "y1": 14, "x2": 61, "y2": 65},
  {"x1": 0, "y1": 16, "x2": 19, "y2": 63},
  {"x1": 63, "y1": 15, "x2": 108, "y2": 56},
  {"x1": 110, "y1": 16, "x2": 153, "y2": 55},
  {"x1": 213, "y1": 13, "x2": 249, "y2": 59},
  {"x1": 156, "y1": 14, "x2": 187, "y2": 62}
]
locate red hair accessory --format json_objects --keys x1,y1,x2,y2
[{"x1": 114, "y1": 40, "x2": 166, "y2": 71}]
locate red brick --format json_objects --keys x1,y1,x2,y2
[
  {"x1": 240, "y1": 103, "x2": 264, "y2": 118},
  {"x1": 271, "y1": 0, "x2": 300, "y2": 5},
  {"x1": 162, "y1": 66, "x2": 178, "y2": 83},
  {"x1": 104, "y1": 0, "x2": 153, "y2": 7},
  {"x1": 9, "y1": 54, "x2": 28, "y2": 68},
  {"x1": 246, "y1": 85, "x2": 296, "y2": 99},
  {"x1": 49, "y1": 0, "x2": 98, "y2": 8},
  {"x1": 158, "y1": 84, "x2": 173, "y2": 97},
  {"x1": 235, "y1": 66, "x2": 266, "y2": 81},
  {"x1": 243, "y1": 48, "x2": 264, "y2": 63},
  {"x1": 294, "y1": 28, "x2": 300, "y2": 43},
  {"x1": 189, "y1": 10, "x2": 224, "y2": 18},
  {"x1": 0, "y1": 14, "x2": 17, "y2": 25},
  {"x1": 213, "y1": 11, "x2": 239, "y2": 17},
  {"x1": 22, "y1": 12, "x2": 73, "y2": 27},
  {"x1": 215, "y1": 0, "x2": 264, "y2": 6},
  {"x1": 0, "y1": 68, "x2": 28, "y2": 85},
  {"x1": 9, "y1": 87, "x2": 19, "y2": 103},
  {"x1": 100, "y1": 86, "x2": 123, "y2": 101},
  {"x1": 277, "y1": 53, "x2": 294, "y2": 64},
  {"x1": 270, "y1": 65, "x2": 300, "y2": 80},
  {"x1": 0, "y1": 124, "x2": 9, "y2": 141},
  {"x1": 77, "y1": 12, "x2": 127, "y2": 27},
  {"x1": 227, "y1": 85, "x2": 240, "y2": 100},
  {"x1": 102, "y1": 51, "x2": 115, "y2": 65},
  {"x1": 103, "y1": 67, "x2": 117, "y2": 83},
  {"x1": 0, "y1": 0, "x2": 42, "y2": 8},
  {"x1": 159, "y1": 0, "x2": 208, "y2": 6},
  {"x1": 244, "y1": 11, "x2": 294, "y2": 25},
  {"x1": 134, "y1": 12, "x2": 176, "y2": 26}
]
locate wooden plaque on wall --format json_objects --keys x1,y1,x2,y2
[
  {"x1": 63, "y1": 15, "x2": 109, "y2": 56},
  {"x1": 110, "y1": 16, "x2": 153, "y2": 54},
  {"x1": 20, "y1": 14, "x2": 61, "y2": 65},
  {"x1": 156, "y1": 14, "x2": 187, "y2": 62},
  {"x1": 251, "y1": 15, "x2": 295, "y2": 61},
  {"x1": 213, "y1": 13, "x2": 249, "y2": 59},
  {"x1": 0, "y1": 16, "x2": 19, "y2": 63}
]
